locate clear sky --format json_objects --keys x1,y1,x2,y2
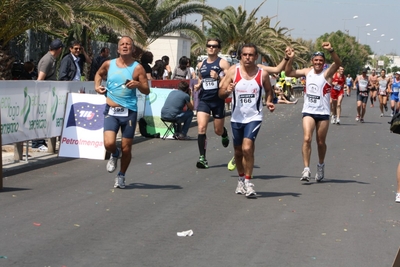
[{"x1": 199, "y1": 0, "x2": 399, "y2": 56}]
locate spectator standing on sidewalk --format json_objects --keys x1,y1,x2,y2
[{"x1": 88, "y1": 47, "x2": 110, "y2": 81}]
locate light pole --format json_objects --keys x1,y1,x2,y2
[
  {"x1": 342, "y1": 15, "x2": 358, "y2": 34},
  {"x1": 357, "y1": 23, "x2": 370, "y2": 42}
]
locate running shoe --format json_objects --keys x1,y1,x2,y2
[
  {"x1": 385, "y1": 105, "x2": 388, "y2": 112},
  {"x1": 196, "y1": 155, "x2": 209, "y2": 169},
  {"x1": 107, "y1": 147, "x2": 121, "y2": 173},
  {"x1": 235, "y1": 181, "x2": 246, "y2": 195},
  {"x1": 336, "y1": 118, "x2": 340, "y2": 125},
  {"x1": 301, "y1": 169, "x2": 311, "y2": 182},
  {"x1": 331, "y1": 116, "x2": 336, "y2": 124},
  {"x1": 227, "y1": 156, "x2": 236, "y2": 171},
  {"x1": 315, "y1": 164, "x2": 325, "y2": 182},
  {"x1": 360, "y1": 118, "x2": 365, "y2": 123},
  {"x1": 244, "y1": 182, "x2": 256, "y2": 197},
  {"x1": 396, "y1": 193, "x2": 400, "y2": 203},
  {"x1": 222, "y1": 136, "x2": 230, "y2": 148},
  {"x1": 380, "y1": 113, "x2": 383, "y2": 117},
  {"x1": 114, "y1": 174, "x2": 126, "y2": 189},
  {"x1": 355, "y1": 116, "x2": 360, "y2": 122}
]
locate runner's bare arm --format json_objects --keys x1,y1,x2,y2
[
  {"x1": 94, "y1": 60, "x2": 110, "y2": 95},
  {"x1": 129, "y1": 64, "x2": 150, "y2": 95},
  {"x1": 262, "y1": 69, "x2": 275, "y2": 112},
  {"x1": 219, "y1": 65, "x2": 235, "y2": 99},
  {"x1": 257, "y1": 46, "x2": 292, "y2": 74}
]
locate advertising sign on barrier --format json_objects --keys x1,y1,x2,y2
[
  {"x1": 58, "y1": 93, "x2": 106, "y2": 160},
  {"x1": 0, "y1": 81, "x2": 69, "y2": 144}
]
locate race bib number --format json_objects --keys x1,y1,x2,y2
[
  {"x1": 239, "y1": 94, "x2": 255, "y2": 106},
  {"x1": 108, "y1": 107, "x2": 128, "y2": 117},
  {"x1": 359, "y1": 91, "x2": 368, "y2": 97},
  {"x1": 307, "y1": 94, "x2": 320, "y2": 107},
  {"x1": 393, "y1": 87, "x2": 400, "y2": 93},
  {"x1": 203, "y1": 78, "x2": 218, "y2": 90},
  {"x1": 333, "y1": 85, "x2": 341, "y2": 91}
]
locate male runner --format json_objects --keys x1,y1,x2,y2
[
  {"x1": 194, "y1": 38, "x2": 231, "y2": 169},
  {"x1": 285, "y1": 42, "x2": 341, "y2": 182},
  {"x1": 227, "y1": 46, "x2": 293, "y2": 171},
  {"x1": 368, "y1": 69, "x2": 379, "y2": 107},
  {"x1": 353, "y1": 69, "x2": 370, "y2": 123},
  {"x1": 330, "y1": 66, "x2": 345, "y2": 124},
  {"x1": 388, "y1": 71, "x2": 400, "y2": 116},
  {"x1": 95, "y1": 36, "x2": 150, "y2": 188},
  {"x1": 345, "y1": 74, "x2": 353, "y2": 97},
  {"x1": 219, "y1": 43, "x2": 275, "y2": 197},
  {"x1": 377, "y1": 69, "x2": 389, "y2": 117}
]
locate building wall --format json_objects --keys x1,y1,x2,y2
[{"x1": 147, "y1": 34, "x2": 192, "y2": 72}]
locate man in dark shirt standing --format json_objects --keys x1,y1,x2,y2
[
  {"x1": 88, "y1": 47, "x2": 110, "y2": 81},
  {"x1": 59, "y1": 40, "x2": 92, "y2": 81}
]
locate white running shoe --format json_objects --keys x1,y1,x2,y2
[
  {"x1": 380, "y1": 113, "x2": 383, "y2": 117},
  {"x1": 107, "y1": 148, "x2": 121, "y2": 173},
  {"x1": 301, "y1": 169, "x2": 311, "y2": 182},
  {"x1": 331, "y1": 116, "x2": 336, "y2": 124},
  {"x1": 235, "y1": 181, "x2": 246, "y2": 194},
  {"x1": 244, "y1": 182, "x2": 256, "y2": 197},
  {"x1": 114, "y1": 174, "x2": 126, "y2": 189},
  {"x1": 336, "y1": 118, "x2": 340, "y2": 125},
  {"x1": 315, "y1": 164, "x2": 325, "y2": 182},
  {"x1": 396, "y1": 193, "x2": 400, "y2": 203}
]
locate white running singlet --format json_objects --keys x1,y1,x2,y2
[
  {"x1": 302, "y1": 69, "x2": 331, "y2": 115},
  {"x1": 231, "y1": 66, "x2": 264, "y2": 123}
]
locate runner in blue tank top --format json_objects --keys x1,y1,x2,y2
[
  {"x1": 193, "y1": 38, "x2": 231, "y2": 169},
  {"x1": 95, "y1": 36, "x2": 150, "y2": 189},
  {"x1": 389, "y1": 71, "x2": 400, "y2": 116}
]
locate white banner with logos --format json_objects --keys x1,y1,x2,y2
[
  {"x1": 58, "y1": 93, "x2": 106, "y2": 160},
  {"x1": 0, "y1": 81, "x2": 145, "y2": 145}
]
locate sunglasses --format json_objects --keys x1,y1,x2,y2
[
  {"x1": 73, "y1": 47, "x2": 81, "y2": 51},
  {"x1": 312, "y1": 51, "x2": 325, "y2": 58},
  {"x1": 206, "y1": 44, "x2": 220, "y2": 49}
]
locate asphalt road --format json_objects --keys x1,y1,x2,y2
[{"x1": 1, "y1": 93, "x2": 399, "y2": 267}]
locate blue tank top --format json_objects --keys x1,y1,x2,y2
[
  {"x1": 106, "y1": 59, "x2": 139, "y2": 111},
  {"x1": 199, "y1": 57, "x2": 224, "y2": 101},
  {"x1": 392, "y1": 78, "x2": 400, "y2": 95},
  {"x1": 346, "y1": 77, "x2": 352, "y2": 86}
]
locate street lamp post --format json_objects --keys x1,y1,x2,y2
[
  {"x1": 342, "y1": 15, "x2": 358, "y2": 34},
  {"x1": 357, "y1": 23, "x2": 370, "y2": 42}
]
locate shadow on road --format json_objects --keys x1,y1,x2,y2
[
  {"x1": 128, "y1": 183, "x2": 183, "y2": 190},
  {"x1": 256, "y1": 191, "x2": 301, "y2": 198},
  {"x1": 0, "y1": 187, "x2": 31, "y2": 193}
]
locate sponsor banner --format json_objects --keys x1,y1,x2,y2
[
  {"x1": 1, "y1": 81, "x2": 69, "y2": 144},
  {"x1": 143, "y1": 88, "x2": 173, "y2": 137},
  {"x1": 59, "y1": 93, "x2": 106, "y2": 160},
  {"x1": 0, "y1": 81, "x2": 145, "y2": 144}
]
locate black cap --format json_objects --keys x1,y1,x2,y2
[{"x1": 49, "y1": 39, "x2": 64, "y2": 50}]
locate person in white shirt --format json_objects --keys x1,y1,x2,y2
[{"x1": 285, "y1": 42, "x2": 341, "y2": 183}]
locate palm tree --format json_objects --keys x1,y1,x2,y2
[
  {"x1": 0, "y1": 0, "x2": 73, "y2": 79},
  {"x1": 204, "y1": 2, "x2": 308, "y2": 66},
  {"x1": 132, "y1": 0, "x2": 215, "y2": 47}
]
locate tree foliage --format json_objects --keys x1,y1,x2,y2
[
  {"x1": 203, "y1": 2, "x2": 308, "y2": 67},
  {"x1": 315, "y1": 31, "x2": 369, "y2": 77}
]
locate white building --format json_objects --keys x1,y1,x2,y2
[{"x1": 147, "y1": 33, "x2": 192, "y2": 72}]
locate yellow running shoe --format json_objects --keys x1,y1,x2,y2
[{"x1": 227, "y1": 156, "x2": 236, "y2": 171}]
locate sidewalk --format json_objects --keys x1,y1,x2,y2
[{"x1": 1, "y1": 113, "x2": 204, "y2": 170}]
